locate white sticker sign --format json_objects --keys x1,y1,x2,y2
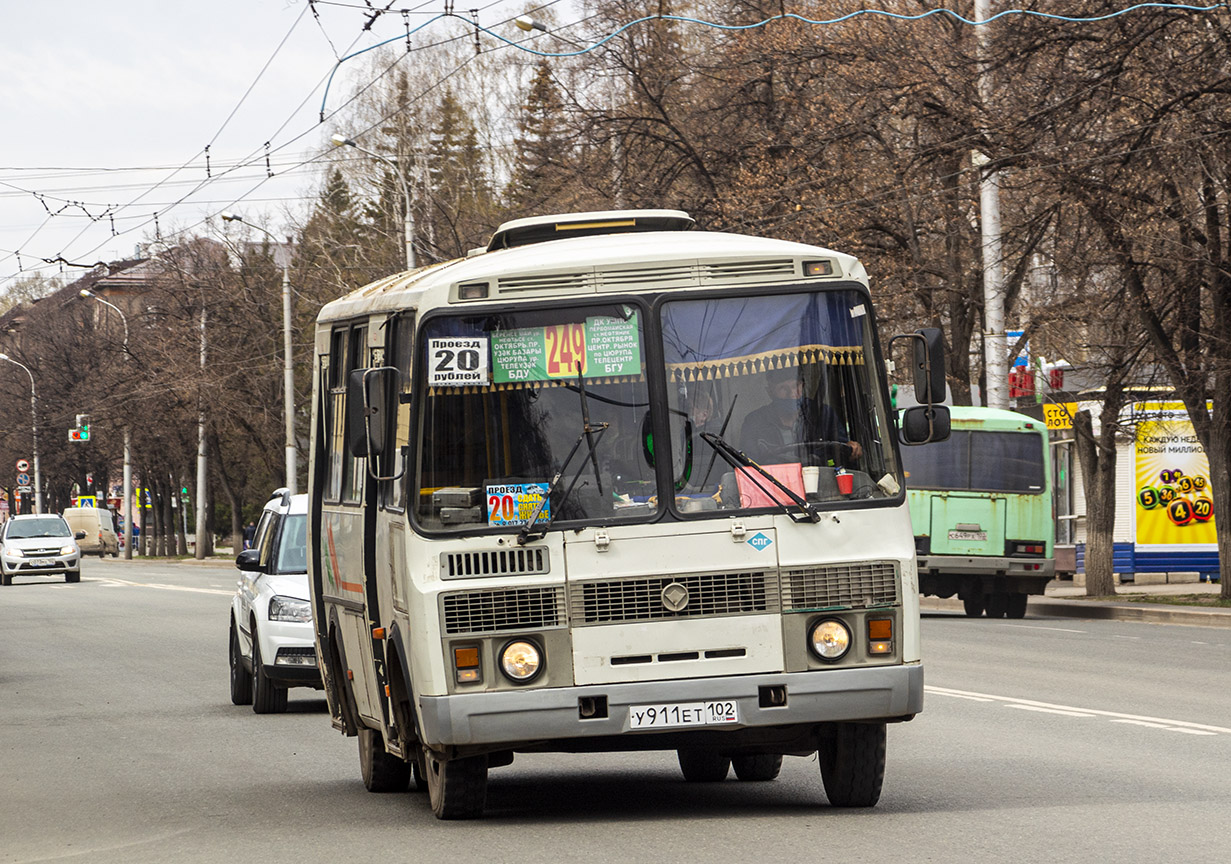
[{"x1": 428, "y1": 337, "x2": 489, "y2": 386}]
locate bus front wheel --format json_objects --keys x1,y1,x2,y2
[
  {"x1": 818, "y1": 722, "x2": 886, "y2": 807},
  {"x1": 424, "y1": 748, "x2": 488, "y2": 819},
  {"x1": 359, "y1": 727, "x2": 410, "y2": 793}
]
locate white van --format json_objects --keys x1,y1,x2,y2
[{"x1": 62, "y1": 507, "x2": 120, "y2": 557}]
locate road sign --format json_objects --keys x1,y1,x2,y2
[
  {"x1": 15, "y1": 458, "x2": 29, "y2": 472},
  {"x1": 1044, "y1": 402, "x2": 1078, "y2": 431},
  {"x1": 18, "y1": 485, "x2": 32, "y2": 493},
  {"x1": 16, "y1": 472, "x2": 30, "y2": 486}
]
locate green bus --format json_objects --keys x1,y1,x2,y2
[{"x1": 899, "y1": 406, "x2": 1053, "y2": 618}]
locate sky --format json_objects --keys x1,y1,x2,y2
[{"x1": 0, "y1": 0, "x2": 554, "y2": 293}]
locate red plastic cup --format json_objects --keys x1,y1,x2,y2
[{"x1": 835, "y1": 471, "x2": 854, "y2": 495}]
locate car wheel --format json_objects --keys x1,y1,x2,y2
[
  {"x1": 423, "y1": 747, "x2": 487, "y2": 820},
  {"x1": 0, "y1": 570, "x2": 11, "y2": 587},
  {"x1": 732, "y1": 753, "x2": 783, "y2": 782},
  {"x1": 818, "y1": 722, "x2": 886, "y2": 807},
  {"x1": 229, "y1": 618, "x2": 253, "y2": 706},
  {"x1": 359, "y1": 727, "x2": 411, "y2": 792},
  {"x1": 251, "y1": 635, "x2": 288, "y2": 714},
  {"x1": 677, "y1": 749, "x2": 731, "y2": 782},
  {"x1": 66, "y1": 571, "x2": 80, "y2": 584}
]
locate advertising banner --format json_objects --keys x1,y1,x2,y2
[{"x1": 1134, "y1": 406, "x2": 1216, "y2": 546}]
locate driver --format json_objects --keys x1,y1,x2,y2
[{"x1": 739, "y1": 367, "x2": 862, "y2": 463}]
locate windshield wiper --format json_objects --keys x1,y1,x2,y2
[
  {"x1": 518, "y1": 367, "x2": 610, "y2": 544},
  {"x1": 699, "y1": 432, "x2": 820, "y2": 524}
]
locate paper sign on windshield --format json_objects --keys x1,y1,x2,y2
[
  {"x1": 491, "y1": 312, "x2": 641, "y2": 384},
  {"x1": 428, "y1": 337, "x2": 489, "y2": 386},
  {"x1": 486, "y1": 483, "x2": 550, "y2": 527}
]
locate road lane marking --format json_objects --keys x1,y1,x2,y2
[
  {"x1": 1007, "y1": 704, "x2": 1096, "y2": 718},
  {"x1": 926, "y1": 685, "x2": 1231, "y2": 736},
  {"x1": 1111, "y1": 718, "x2": 1217, "y2": 735},
  {"x1": 1007, "y1": 624, "x2": 1087, "y2": 633},
  {"x1": 96, "y1": 577, "x2": 231, "y2": 596}
]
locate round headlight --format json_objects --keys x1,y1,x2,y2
[
  {"x1": 500, "y1": 640, "x2": 542, "y2": 682},
  {"x1": 809, "y1": 619, "x2": 851, "y2": 661}
]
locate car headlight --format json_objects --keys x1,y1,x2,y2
[
  {"x1": 809, "y1": 619, "x2": 852, "y2": 661},
  {"x1": 268, "y1": 595, "x2": 312, "y2": 623},
  {"x1": 6, "y1": 547, "x2": 24, "y2": 558},
  {"x1": 60, "y1": 545, "x2": 77, "y2": 556},
  {"x1": 499, "y1": 640, "x2": 542, "y2": 682}
]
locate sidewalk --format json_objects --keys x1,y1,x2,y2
[{"x1": 922, "y1": 578, "x2": 1231, "y2": 628}]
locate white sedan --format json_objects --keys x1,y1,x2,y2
[{"x1": 228, "y1": 490, "x2": 321, "y2": 713}]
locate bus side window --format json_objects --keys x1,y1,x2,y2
[
  {"x1": 381, "y1": 314, "x2": 414, "y2": 511},
  {"x1": 326, "y1": 329, "x2": 347, "y2": 502},
  {"x1": 342, "y1": 324, "x2": 368, "y2": 504}
]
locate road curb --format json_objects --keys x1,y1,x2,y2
[{"x1": 923, "y1": 595, "x2": 1231, "y2": 628}]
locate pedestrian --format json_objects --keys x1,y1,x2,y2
[{"x1": 243, "y1": 520, "x2": 256, "y2": 550}]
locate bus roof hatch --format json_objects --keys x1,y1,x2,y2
[{"x1": 486, "y1": 209, "x2": 695, "y2": 251}]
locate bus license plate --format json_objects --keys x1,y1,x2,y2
[
  {"x1": 628, "y1": 701, "x2": 739, "y2": 730},
  {"x1": 948, "y1": 530, "x2": 986, "y2": 541}
]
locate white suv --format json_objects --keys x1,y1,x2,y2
[
  {"x1": 228, "y1": 490, "x2": 320, "y2": 713},
  {"x1": 1, "y1": 514, "x2": 85, "y2": 585}
]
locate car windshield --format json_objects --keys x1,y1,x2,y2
[
  {"x1": 275, "y1": 515, "x2": 307, "y2": 573},
  {"x1": 415, "y1": 303, "x2": 655, "y2": 532},
  {"x1": 7, "y1": 517, "x2": 72, "y2": 539}
]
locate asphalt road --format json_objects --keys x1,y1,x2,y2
[{"x1": 2, "y1": 558, "x2": 1229, "y2": 863}]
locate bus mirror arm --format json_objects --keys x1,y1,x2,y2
[
  {"x1": 350, "y1": 366, "x2": 407, "y2": 481},
  {"x1": 890, "y1": 329, "x2": 951, "y2": 445}
]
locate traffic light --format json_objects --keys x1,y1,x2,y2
[{"x1": 70, "y1": 414, "x2": 91, "y2": 442}]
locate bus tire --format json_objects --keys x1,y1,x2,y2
[
  {"x1": 251, "y1": 637, "x2": 288, "y2": 714},
  {"x1": 229, "y1": 617, "x2": 253, "y2": 705},
  {"x1": 424, "y1": 748, "x2": 488, "y2": 819},
  {"x1": 819, "y1": 722, "x2": 886, "y2": 807},
  {"x1": 359, "y1": 727, "x2": 410, "y2": 793},
  {"x1": 733, "y1": 754, "x2": 783, "y2": 781},
  {"x1": 677, "y1": 749, "x2": 730, "y2": 782},
  {"x1": 1006, "y1": 593, "x2": 1028, "y2": 619},
  {"x1": 962, "y1": 595, "x2": 984, "y2": 617},
  {"x1": 985, "y1": 593, "x2": 1008, "y2": 618}
]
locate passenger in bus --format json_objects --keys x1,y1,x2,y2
[{"x1": 740, "y1": 367, "x2": 862, "y2": 464}]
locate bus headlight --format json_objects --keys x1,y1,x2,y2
[
  {"x1": 809, "y1": 619, "x2": 851, "y2": 661},
  {"x1": 499, "y1": 640, "x2": 542, "y2": 682}
]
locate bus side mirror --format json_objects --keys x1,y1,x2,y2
[
  {"x1": 912, "y1": 327, "x2": 946, "y2": 404},
  {"x1": 900, "y1": 404, "x2": 951, "y2": 444},
  {"x1": 347, "y1": 367, "x2": 397, "y2": 458}
]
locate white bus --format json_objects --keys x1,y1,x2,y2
[{"x1": 309, "y1": 209, "x2": 949, "y2": 819}]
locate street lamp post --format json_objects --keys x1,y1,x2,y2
[
  {"x1": 80, "y1": 289, "x2": 134, "y2": 558},
  {"x1": 0, "y1": 353, "x2": 42, "y2": 515},
  {"x1": 220, "y1": 213, "x2": 297, "y2": 495},
  {"x1": 330, "y1": 134, "x2": 415, "y2": 271}
]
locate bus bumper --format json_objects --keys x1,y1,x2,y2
[
  {"x1": 417, "y1": 663, "x2": 923, "y2": 748},
  {"x1": 918, "y1": 555, "x2": 1054, "y2": 580}
]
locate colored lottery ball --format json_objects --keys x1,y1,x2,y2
[
  {"x1": 1192, "y1": 497, "x2": 1214, "y2": 522},
  {"x1": 1159, "y1": 468, "x2": 1184, "y2": 484},
  {"x1": 1193, "y1": 475, "x2": 1208, "y2": 491},
  {"x1": 1138, "y1": 487, "x2": 1160, "y2": 509},
  {"x1": 1177, "y1": 476, "x2": 1194, "y2": 494},
  {"x1": 1168, "y1": 499, "x2": 1194, "y2": 526},
  {"x1": 1158, "y1": 485, "x2": 1177, "y2": 504}
]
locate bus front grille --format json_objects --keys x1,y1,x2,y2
[
  {"x1": 569, "y1": 571, "x2": 778, "y2": 626},
  {"x1": 440, "y1": 548, "x2": 550, "y2": 580},
  {"x1": 781, "y1": 561, "x2": 900, "y2": 612},
  {"x1": 441, "y1": 586, "x2": 565, "y2": 634}
]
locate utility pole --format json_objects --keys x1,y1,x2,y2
[{"x1": 975, "y1": 0, "x2": 1008, "y2": 409}]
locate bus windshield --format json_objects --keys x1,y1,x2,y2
[
  {"x1": 901, "y1": 429, "x2": 1045, "y2": 493},
  {"x1": 415, "y1": 303, "x2": 657, "y2": 531},
  {"x1": 413, "y1": 288, "x2": 900, "y2": 533}
]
